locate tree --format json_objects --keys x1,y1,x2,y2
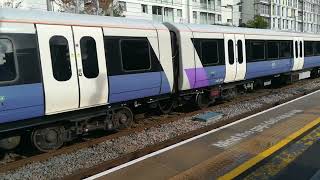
[
  {"x1": 246, "y1": 16, "x2": 269, "y2": 29},
  {"x1": 102, "y1": 1, "x2": 125, "y2": 17},
  {"x1": 0, "y1": 0, "x2": 23, "y2": 8},
  {"x1": 53, "y1": 0, "x2": 124, "y2": 16}
]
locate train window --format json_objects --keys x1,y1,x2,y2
[
  {"x1": 228, "y1": 40, "x2": 234, "y2": 65},
  {"x1": 304, "y1": 41, "x2": 314, "y2": 57},
  {"x1": 267, "y1": 41, "x2": 279, "y2": 60},
  {"x1": 315, "y1": 42, "x2": 320, "y2": 56},
  {"x1": 80, "y1": 36, "x2": 99, "y2": 78},
  {"x1": 0, "y1": 39, "x2": 17, "y2": 82},
  {"x1": 201, "y1": 40, "x2": 219, "y2": 65},
  {"x1": 299, "y1": 41, "x2": 303, "y2": 58},
  {"x1": 120, "y1": 39, "x2": 151, "y2": 71},
  {"x1": 237, "y1": 40, "x2": 243, "y2": 64},
  {"x1": 250, "y1": 40, "x2": 265, "y2": 61},
  {"x1": 49, "y1": 36, "x2": 72, "y2": 81},
  {"x1": 279, "y1": 41, "x2": 291, "y2": 58},
  {"x1": 295, "y1": 41, "x2": 298, "y2": 58}
]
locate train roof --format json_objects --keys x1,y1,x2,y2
[
  {"x1": 166, "y1": 22, "x2": 320, "y2": 39},
  {"x1": 1, "y1": 8, "x2": 320, "y2": 39},
  {"x1": 0, "y1": 8, "x2": 161, "y2": 30}
]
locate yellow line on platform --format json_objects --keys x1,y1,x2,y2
[{"x1": 218, "y1": 117, "x2": 320, "y2": 180}]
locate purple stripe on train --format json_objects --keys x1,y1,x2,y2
[{"x1": 185, "y1": 66, "x2": 226, "y2": 89}]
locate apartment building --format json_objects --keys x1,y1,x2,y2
[
  {"x1": 120, "y1": 0, "x2": 242, "y2": 26},
  {"x1": 242, "y1": 0, "x2": 320, "y2": 33}
]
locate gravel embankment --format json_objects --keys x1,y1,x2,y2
[{"x1": 2, "y1": 79, "x2": 320, "y2": 179}]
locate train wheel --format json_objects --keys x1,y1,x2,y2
[
  {"x1": 0, "y1": 136, "x2": 21, "y2": 150},
  {"x1": 114, "y1": 107, "x2": 133, "y2": 130},
  {"x1": 31, "y1": 126, "x2": 64, "y2": 152},
  {"x1": 195, "y1": 93, "x2": 210, "y2": 109},
  {"x1": 158, "y1": 99, "x2": 174, "y2": 114}
]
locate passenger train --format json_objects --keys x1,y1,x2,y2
[{"x1": 1, "y1": 8, "x2": 320, "y2": 152}]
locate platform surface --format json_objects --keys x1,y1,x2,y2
[{"x1": 89, "y1": 90, "x2": 320, "y2": 180}]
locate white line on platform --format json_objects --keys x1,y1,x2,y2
[{"x1": 85, "y1": 89, "x2": 320, "y2": 180}]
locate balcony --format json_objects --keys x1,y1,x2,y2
[{"x1": 152, "y1": 14, "x2": 163, "y2": 22}]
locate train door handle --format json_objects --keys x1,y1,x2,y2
[{"x1": 78, "y1": 69, "x2": 83, "y2": 76}]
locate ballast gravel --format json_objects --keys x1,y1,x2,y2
[{"x1": 2, "y1": 79, "x2": 320, "y2": 180}]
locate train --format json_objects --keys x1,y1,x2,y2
[{"x1": 1, "y1": 8, "x2": 320, "y2": 152}]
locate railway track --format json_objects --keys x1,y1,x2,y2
[{"x1": 1, "y1": 78, "x2": 320, "y2": 179}]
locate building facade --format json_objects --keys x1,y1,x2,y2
[
  {"x1": 242, "y1": 0, "x2": 320, "y2": 33},
  {"x1": 120, "y1": 0, "x2": 242, "y2": 26}
]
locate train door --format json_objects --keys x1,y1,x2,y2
[
  {"x1": 36, "y1": 24, "x2": 79, "y2": 114},
  {"x1": 234, "y1": 34, "x2": 246, "y2": 81},
  {"x1": 72, "y1": 26, "x2": 108, "y2": 108},
  {"x1": 224, "y1": 34, "x2": 246, "y2": 83},
  {"x1": 292, "y1": 37, "x2": 304, "y2": 71}
]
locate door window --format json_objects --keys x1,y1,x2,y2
[
  {"x1": 299, "y1": 41, "x2": 303, "y2": 58},
  {"x1": 228, "y1": 40, "x2": 234, "y2": 65},
  {"x1": 49, "y1": 36, "x2": 72, "y2": 81},
  {"x1": 80, "y1": 36, "x2": 99, "y2": 78},
  {"x1": 295, "y1": 41, "x2": 298, "y2": 58},
  {"x1": 237, "y1": 40, "x2": 243, "y2": 64},
  {"x1": 0, "y1": 39, "x2": 17, "y2": 82}
]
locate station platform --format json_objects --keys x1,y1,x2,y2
[{"x1": 87, "y1": 90, "x2": 320, "y2": 180}]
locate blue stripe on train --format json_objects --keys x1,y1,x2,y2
[
  {"x1": 0, "y1": 83, "x2": 44, "y2": 123},
  {"x1": 108, "y1": 72, "x2": 170, "y2": 103},
  {"x1": 304, "y1": 56, "x2": 320, "y2": 69},
  {"x1": 246, "y1": 59, "x2": 292, "y2": 79}
]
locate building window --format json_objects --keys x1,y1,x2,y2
[
  {"x1": 152, "y1": 6, "x2": 162, "y2": 15},
  {"x1": 0, "y1": 39, "x2": 17, "y2": 82},
  {"x1": 80, "y1": 36, "x2": 99, "y2": 79},
  {"x1": 200, "y1": 12, "x2": 208, "y2": 24},
  {"x1": 193, "y1": 11, "x2": 197, "y2": 22},
  {"x1": 141, "y1": 4, "x2": 148, "y2": 13},
  {"x1": 177, "y1": 9, "x2": 182, "y2": 17},
  {"x1": 120, "y1": 39, "x2": 151, "y2": 71},
  {"x1": 164, "y1": 7, "x2": 174, "y2": 22},
  {"x1": 217, "y1": 15, "x2": 221, "y2": 21},
  {"x1": 49, "y1": 36, "x2": 72, "y2": 81}
]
